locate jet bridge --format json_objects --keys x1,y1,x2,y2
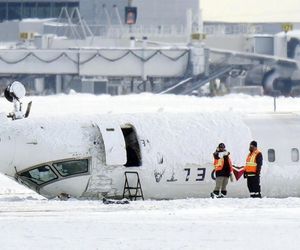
[{"x1": 0, "y1": 47, "x2": 190, "y2": 79}]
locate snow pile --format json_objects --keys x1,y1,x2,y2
[{"x1": 0, "y1": 174, "x2": 44, "y2": 200}]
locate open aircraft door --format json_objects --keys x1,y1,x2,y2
[{"x1": 96, "y1": 121, "x2": 127, "y2": 166}]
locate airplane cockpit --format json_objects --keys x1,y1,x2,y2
[{"x1": 16, "y1": 158, "x2": 90, "y2": 195}]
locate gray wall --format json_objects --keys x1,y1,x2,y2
[
  {"x1": 80, "y1": 0, "x2": 127, "y2": 25},
  {"x1": 80, "y1": 0, "x2": 200, "y2": 27},
  {"x1": 0, "y1": 21, "x2": 19, "y2": 41},
  {"x1": 134, "y1": 0, "x2": 199, "y2": 27}
]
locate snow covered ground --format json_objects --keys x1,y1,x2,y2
[
  {"x1": 1, "y1": 93, "x2": 300, "y2": 249},
  {"x1": 1, "y1": 93, "x2": 300, "y2": 117},
  {"x1": 0, "y1": 197, "x2": 300, "y2": 250}
]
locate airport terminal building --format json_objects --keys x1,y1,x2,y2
[
  {"x1": 0, "y1": 0, "x2": 202, "y2": 95},
  {"x1": 1, "y1": 0, "x2": 300, "y2": 96}
]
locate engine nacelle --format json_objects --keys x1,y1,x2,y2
[{"x1": 263, "y1": 70, "x2": 292, "y2": 96}]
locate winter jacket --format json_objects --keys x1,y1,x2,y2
[{"x1": 213, "y1": 150, "x2": 233, "y2": 177}]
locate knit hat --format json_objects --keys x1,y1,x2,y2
[
  {"x1": 250, "y1": 141, "x2": 257, "y2": 147},
  {"x1": 218, "y1": 143, "x2": 226, "y2": 148}
]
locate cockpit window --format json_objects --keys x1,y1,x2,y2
[
  {"x1": 20, "y1": 165, "x2": 57, "y2": 185},
  {"x1": 53, "y1": 159, "x2": 89, "y2": 177}
]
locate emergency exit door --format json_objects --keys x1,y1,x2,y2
[{"x1": 97, "y1": 121, "x2": 126, "y2": 166}]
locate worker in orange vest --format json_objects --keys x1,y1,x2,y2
[
  {"x1": 244, "y1": 141, "x2": 263, "y2": 198},
  {"x1": 211, "y1": 143, "x2": 233, "y2": 198}
]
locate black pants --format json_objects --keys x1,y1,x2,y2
[{"x1": 247, "y1": 175, "x2": 261, "y2": 198}]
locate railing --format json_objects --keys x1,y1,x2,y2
[{"x1": 45, "y1": 22, "x2": 189, "y2": 39}]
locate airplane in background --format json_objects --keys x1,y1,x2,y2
[
  {"x1": 206, "y1": 32, "x2": 300, "y2": 96},
  {"x1": 0, "y1": 82, "x2": 300, "y2": 200},
  {"x1": 160, "y1": 41, "x2": 300, "y2": 96},
  {"x1": 209, "y1": 47, "x2": 299, "y2": 96}
]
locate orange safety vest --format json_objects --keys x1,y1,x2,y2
[
  {"x1": 244, "y1": 149, "x2": 260, "y2": 173},
  {"x1": 213, "y1": 156, "x2": 233, "y2": 172}
]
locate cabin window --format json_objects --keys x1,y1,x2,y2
[
  {"x1": 268, "y1": 149, "x2": 275, "y2": 162},
  {"x1": 121, "y1": 125, "x2": 142, "y2": 167},
  {"x1": 291, "y1": 148, "x2": 299, "y2": 162},
  {"x1": 20, "y1": 165, "x2": 57, "y2": 185},
  {"x1": 53, "y1": 159, "x2": 89, "y2": 177}
]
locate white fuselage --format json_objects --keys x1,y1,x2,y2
[{"x1": 0, "y1": 111, "x2": 299, "y2": 199}]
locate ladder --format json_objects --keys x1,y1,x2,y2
[{"x1": 122, "y1": 171, "x2": 144, "y2": 200}]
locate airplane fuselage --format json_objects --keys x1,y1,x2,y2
[{"x1": 0, "y1": 111, "x2": 299, "y2": 199}]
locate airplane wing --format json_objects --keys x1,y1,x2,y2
[{"x1": 209, "y1": 48, "x2": 299, "y2": 68}]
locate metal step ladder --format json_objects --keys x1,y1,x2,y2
[{"x1": 122, "y1": 171, "x2": 144, "y2": 200}]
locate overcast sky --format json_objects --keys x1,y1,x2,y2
[{"x1": 201, "y1": 0, "x2": 300, "y2": 22}]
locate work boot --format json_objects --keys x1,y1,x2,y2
[
  {"x1": 210, "y1": 190, "x2": 219, "y2": 199},
  {"x1": 219, "y1": 190, "x2": 227, "y2": 198},
  {"x1": 253, "y1": 193, "x2": 262, "y2": 198},
  {"x1": 250, "y1": 192, "x2": 261, "y2": 198}
]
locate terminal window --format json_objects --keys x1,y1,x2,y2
[
  {"x1": 23, "y1": 3, "x2": 36, "y2": 18},
  {"x1": 0, "y1": 1, "x2": 79, "y2": 21},
  {"x1": 37, "y1": 2, "x2": 51, "y2": 18},
  {"x1": 53, "y1": 3, "x2": 66, "y2": 17},
  {"x1": 0, "y1": 3, "x2": 6, "y2": 21},
  {"x1": 8, "y1": 3, "x2": 21, "y2": 20}
]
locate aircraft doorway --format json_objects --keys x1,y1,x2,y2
[{"x1": 121, "y1": 125, "x2": 142, "y2": 167}]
